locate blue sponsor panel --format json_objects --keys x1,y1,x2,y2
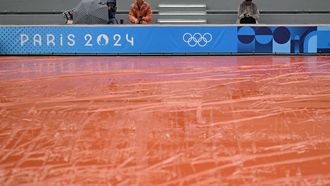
[
  {"x1": 0, "y1": 25, "x2": 329, "y2": 55},
  {"x1": 237, "y1": 26, "x2": 317, "y2": 54},
  {"x1": 1, "y1": 26, "x2": 145, "y2": 54},
  {"x1": 317, "y1": 26, "x2": 330, "y2": 53},
  {"x1": 0, "y1": 26, "x2": 237, "y2": 54}
]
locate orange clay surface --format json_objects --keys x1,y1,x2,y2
[{"x1": 0, "y1": 56, "x2": 330, "y2": 186}]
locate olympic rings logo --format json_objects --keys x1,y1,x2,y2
[{"x1": 183, "y1": 33, "x2": 213, "y2": 47}]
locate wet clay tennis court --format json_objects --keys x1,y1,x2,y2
[{"x1": 1, "y1": 56, "x2": 330, "y2": 185}]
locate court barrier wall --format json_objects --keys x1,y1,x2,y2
[{"x1": 0, "y1": 25, "x2": 329, "y2": 55}]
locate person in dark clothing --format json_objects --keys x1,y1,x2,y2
[
  {"x1": 106, "y1": 0, "x2": 118, "y2": 24},
  {"x1": 237, "y1": 0, "x2": 260, "y2": 24}
]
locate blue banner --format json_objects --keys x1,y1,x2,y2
[
  {"x1": 318, "y1": 26, "x2": 330, "y2": 53},
  {"x1": 0, "y1": 25, "x2": 329, "y2": 54}
]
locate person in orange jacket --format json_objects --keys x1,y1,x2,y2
[{"x1": 128, "y1": 0, "x2": 152, "y2": 24}]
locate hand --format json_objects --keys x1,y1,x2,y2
[
  {"x1": 67, "y1": 20, "x2": 73, "y2": 25},
  {"x1": 138, "y1": 17, "x2": 144, "y2": 24},
  {"x1": 134, "y1": 19, "x2": 140, "y2": 24}
]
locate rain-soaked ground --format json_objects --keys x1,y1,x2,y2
[{"x1": 0, "y1": 56, "x2": 330, "y2": 186}]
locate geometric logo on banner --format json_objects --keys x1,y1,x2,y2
[
  {"x1": 289, "y1": 27, "x2": 317, "y2": 53},
  {"x1": 273, "y1": 27, "x2": 291, "y2": 44},
  {"x1": 304, "y1": 31, "x2": 317, "y2": 53},
  {"x1": 238, "y1": 27, "x2": 255, "y2": 44},
  {"x1": 237, "y1": 26, "x2": 317, "y2": 54},
  {"x1": 237, "y1": 27, "x2": 255, "y2": 53},
  {"x1": 273, "y1": 27, "x2": 291, "y2": 53},
  {"x1": 255, "y1": 27, "x2": 273, "y2": 44},
  {"x1": 317, "y1": 26, "x2": 330, "y2": 53},
  {"x1": 182, "y1": 33, "x2": 213, "y2": 47},
  {"x1": 255, "y1": 27, "x2": 273, "y2": 53}
]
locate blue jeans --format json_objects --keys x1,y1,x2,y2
[{"x1": 108, "y1": 18, "x2": 118, "y2": 24}]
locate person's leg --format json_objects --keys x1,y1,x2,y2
[
  {"x1": 240, "y1": 17, "x2": 256, "y2": 24},
  {"x1": 108, "y1": 18, "x2": 118, "y2": 24},
  {"x1": 240, "y1": 17, "x2": 249, "y2": 24},
  {"x1": 248, "y1": 17, "x2": 256, "y2": 24}
]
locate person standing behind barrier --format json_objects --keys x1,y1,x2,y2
[
  {"x1": 129, "y1": 0, "x2": 152, "y2": 24},
  {"x1": 107, "y1": 0, "x2": 118, "y2": 24},
  {"x1": 237, "y1": 0, "x2": 260, "y2": 24}
]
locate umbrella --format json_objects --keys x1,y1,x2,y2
[{"x1": 73, "y1": 0, "x2": 109, "y2": 24}]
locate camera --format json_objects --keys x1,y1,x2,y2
[{"x1": 138, "y1": 16, "x2": 143, "y2": 24}]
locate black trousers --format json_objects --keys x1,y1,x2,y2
[{"x1": 240, "y1": 17, "x2": 256, "y2": 24}]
